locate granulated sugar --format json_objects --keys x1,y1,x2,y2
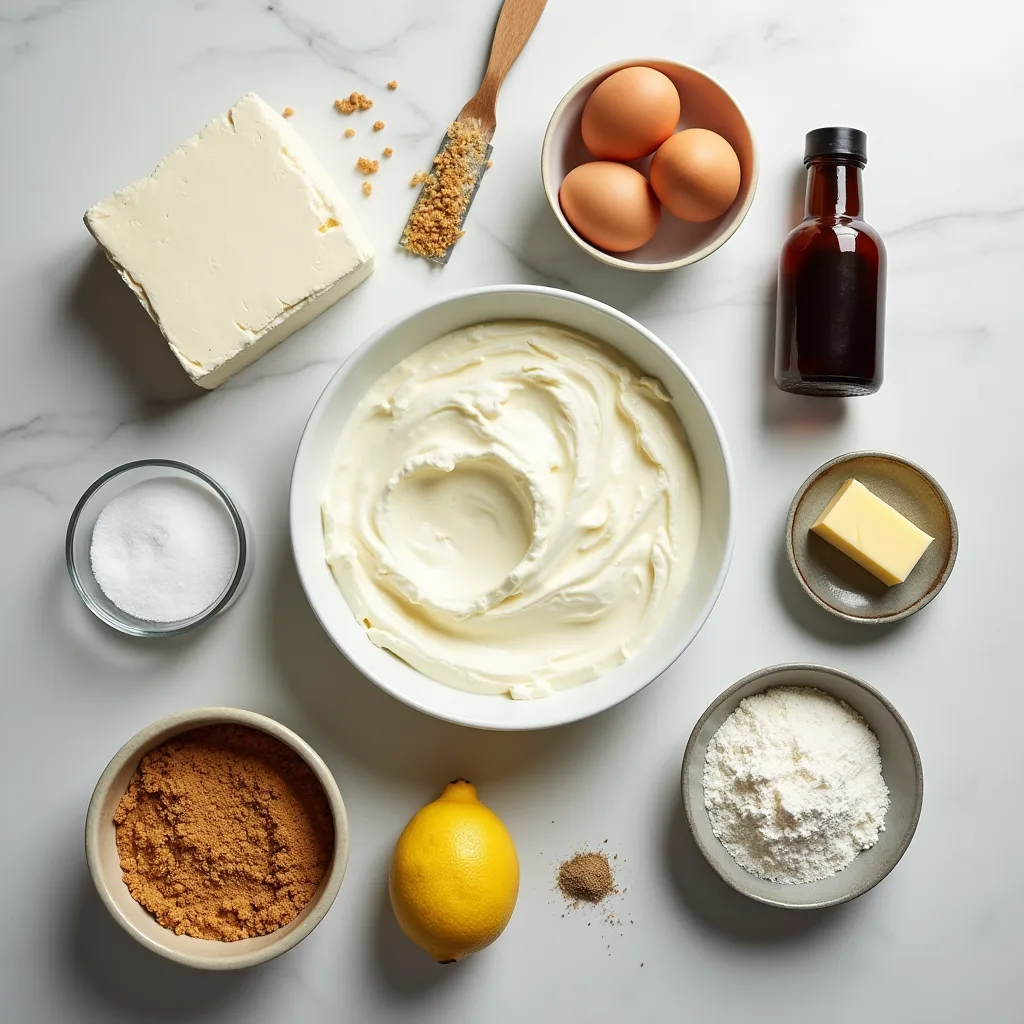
[
  {"x1": 90, "y1": 476, "x2": 237, "y2": 622},
  {"x1": 702, "y1": 686, "x2": 890, "y2": 884}
]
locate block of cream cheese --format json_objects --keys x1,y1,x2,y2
[
  {"x1": 810, "y1": 478, "x2": 933, "y2": 586},
  {"x1": 84, "y1": 93, "x2": 374, "y2": 388}
]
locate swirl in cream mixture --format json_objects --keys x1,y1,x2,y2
[{"x1": 322, "y1": 321, "x2": 701, "y2": 699}]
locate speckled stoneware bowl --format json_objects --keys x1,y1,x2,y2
[
  {"x1": 85, "y1": 707, "x2": 349, "y2": 970},
  {"x1": 786, "y1": 451, "x2": 958, "y2": 624},
  {"x1": 681, "y1": 664, "x2": 924, "y2": 910}
]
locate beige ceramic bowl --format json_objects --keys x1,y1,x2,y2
[
  {"x1": 85, "y1": 707, "x2": 349, "y2": 970},
  {"x1": 541, "y1": 58, "x2": 758, "y2": 271}
]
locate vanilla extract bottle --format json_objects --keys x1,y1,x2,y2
[{"x1": 775, "y1": 127, "x2": 886, "y2": 396}]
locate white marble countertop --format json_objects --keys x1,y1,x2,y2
[{"x1": 2, "y1": 0, "x2": 1020, "y2": 1020}]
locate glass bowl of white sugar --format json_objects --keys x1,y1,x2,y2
[{"x1": 66, "y1": 460, "x2": 250, "y2": 637}]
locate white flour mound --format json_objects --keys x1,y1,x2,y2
[{"x1": 702, "y1": 686, "x2": 890, "y2": 884}]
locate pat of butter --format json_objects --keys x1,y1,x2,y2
[
  {"x1": 84, "y1": 93, "x2": 374, "y2": 388},
  {"x1": 810, "y1": 478, "x2": 933, "y2": 586}
]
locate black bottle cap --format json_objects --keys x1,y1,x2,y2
[{"x1": 804, "y1": 127, "x2": 868, "y2": 167}]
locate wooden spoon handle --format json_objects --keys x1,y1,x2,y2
[{"x1": 459, "y1": 0, "x2": 548, "y2": 135}]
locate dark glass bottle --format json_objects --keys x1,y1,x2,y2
[{"x1": 775, "y1": 127, "x2": 886, "y2": 396}]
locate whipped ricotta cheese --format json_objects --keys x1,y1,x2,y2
[
  {"x1": 322, "y1": 321, "x2": 701, "y2": 699},
  {"x1": 85, "y1": 93, "x2": 374, "y2": 388}
]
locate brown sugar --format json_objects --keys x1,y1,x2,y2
[
  {"x1": 344, "y1": 128, "x2": 355, "y2": 138},
  {"x1": 387, "y1": 80, "x2": 398, "y2": 90},
  {"x1": 282, "y1": 106, "x2": 295, "y2": 118},
  {"x1": 362, "y1": 181, "x2": 373, "y2": 196},
  {"x1": 334, "y1": 91, "x2": 373, "y2": 114},
  {"x1": 382, "y1": 147, "x2": 393, "y2": 157},
  {"x1": 356, "y1": 157, "x2": 379, "y2": 175},
  {"x1": 401, "y1": 119, "x2": 489, "y2": 260},
  {"x1": 113, "y1": 724, "x2": 334, "y2": 942},
  {"x1": 558, "y1": 851, "x2": 615, "y2": 905},
  {"x1": 372, "y1": 120, "x2": 385, "y2": 132}
]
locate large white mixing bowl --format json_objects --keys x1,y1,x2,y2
[{"x1": 290, "y1": 286, "x2": 734, "y2": 730}]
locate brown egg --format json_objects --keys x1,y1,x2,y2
[
  {"x1": 559, "y1": 162, "x2": 660, "y2": 253},
  {"x1": 581, "y1": 66, "x2": 680, "y2": 162},
  {"x1": 649, "y1": 128, "x2": 741, "y2": 222}
]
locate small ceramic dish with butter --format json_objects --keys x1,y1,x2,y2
[
  {"x1": 681, "y1": 663, "x2": 924, "y2": 910},
  {"x1": 541, "y1": 58, "x2": 758, "y2": 271},
  {"x1": 85, "y1": 707, "x2": 349, "y2": 970},
  {"x1": 787, "y1": 451, "x2": 957, "y2": 624}
]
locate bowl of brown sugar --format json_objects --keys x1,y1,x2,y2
[{"x1": 85, "y1": 708, "x2": 348, "y2": 970}]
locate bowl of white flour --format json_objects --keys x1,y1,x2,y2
[{"x1": 681, "y1": 664, "x2": 923, "y2": 909}]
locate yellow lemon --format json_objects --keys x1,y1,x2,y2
[{"x1": 389, "y1": 779, "x2": 519, "y2": 963}]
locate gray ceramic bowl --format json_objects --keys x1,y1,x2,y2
[
  {"x1": 786, "y1": 451, "x2": 957, "y2": 624},
  {"x1": 85, "y1": 708, "x2": 349, "y2": 969},
  {"x1": 681, "y1": 664, "x2": 923, "y2": 909}
]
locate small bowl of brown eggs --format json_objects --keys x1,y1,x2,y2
[{"x1": 541, "y1": 58, "x2": 758, "y2": 271}]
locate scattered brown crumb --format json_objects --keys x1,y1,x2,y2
[
  {"x1": 410, "y1": 170, "x2": 430, "y2": 187},
  {"x1": 282, "y1": 106, "x2": 295, "y2": 118},
  {"x1": 401, "y1": 120, "x2": 488, "y2": 260},
  {"x1": 356, "y1": 157, "x2": 380, "y2": 175},
  {"x1": 387, "y1": 80, "x2": 398, "y2": 90},
  {"x1": 362, "y1": 181, "x2": 373, "y2": 196},
  {"x1": 344, "y1": 128, "x2": 355, "y2": 138},
  {"x1": 486, "y1": 159, "x2": 493, "y2": 169},
  {"x1": 334, "y1": 91, "x2": 373, "y2": 114},
  {"x1": 372, "y1": 120, "x2": 385, "y2": 132},
  {"x1": 382, "y1": 147, "x2": 393, "y2": 158}
]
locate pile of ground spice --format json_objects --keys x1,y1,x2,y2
[
  {"x1": 558, "y1": 851, "x2": 616, "y2": 905},
  {"x1": 401, "y1": 118, "x2": 489, "y2": 260},
  {"x1": 113, "y1": 724, "x2": 334, "y2": 942}
]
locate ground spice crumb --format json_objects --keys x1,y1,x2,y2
[
  {"x1": 387, "y1": 80, "x2": 398, "y2": 90},
  {"x1": 382, "y1": 147, "x2": 393, "y2": 157},
  {"x1": 410, "y1": 170, "x2": 430, "y2": 187},
  {"x1": 344, "y1": 128, "x2": 355, "y2": 138},
  {"x1": 362, "y1": 182, "x2": 372, "y2": 196},
  {"x1": 356, "y1": 157, "x2": 380, "y2": 175},
  {"x1": 334, "y1": 91, "x2": 373, "y2": 114},
  {"x1": 282, "y1": 106, "x2": 295, "y2": 118},
  {"x1": 486, "y1": 159, "x2": 493, "y2": 168},
  {"x1": 372, "y1": 120, "x2": 385, "y2": 131},
  {"x1": 401, "y1": 119, "x2": 488, "y2": 260},
  {"x1": 557, "y1": 851, "x2": 616, "y2": 905}
]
